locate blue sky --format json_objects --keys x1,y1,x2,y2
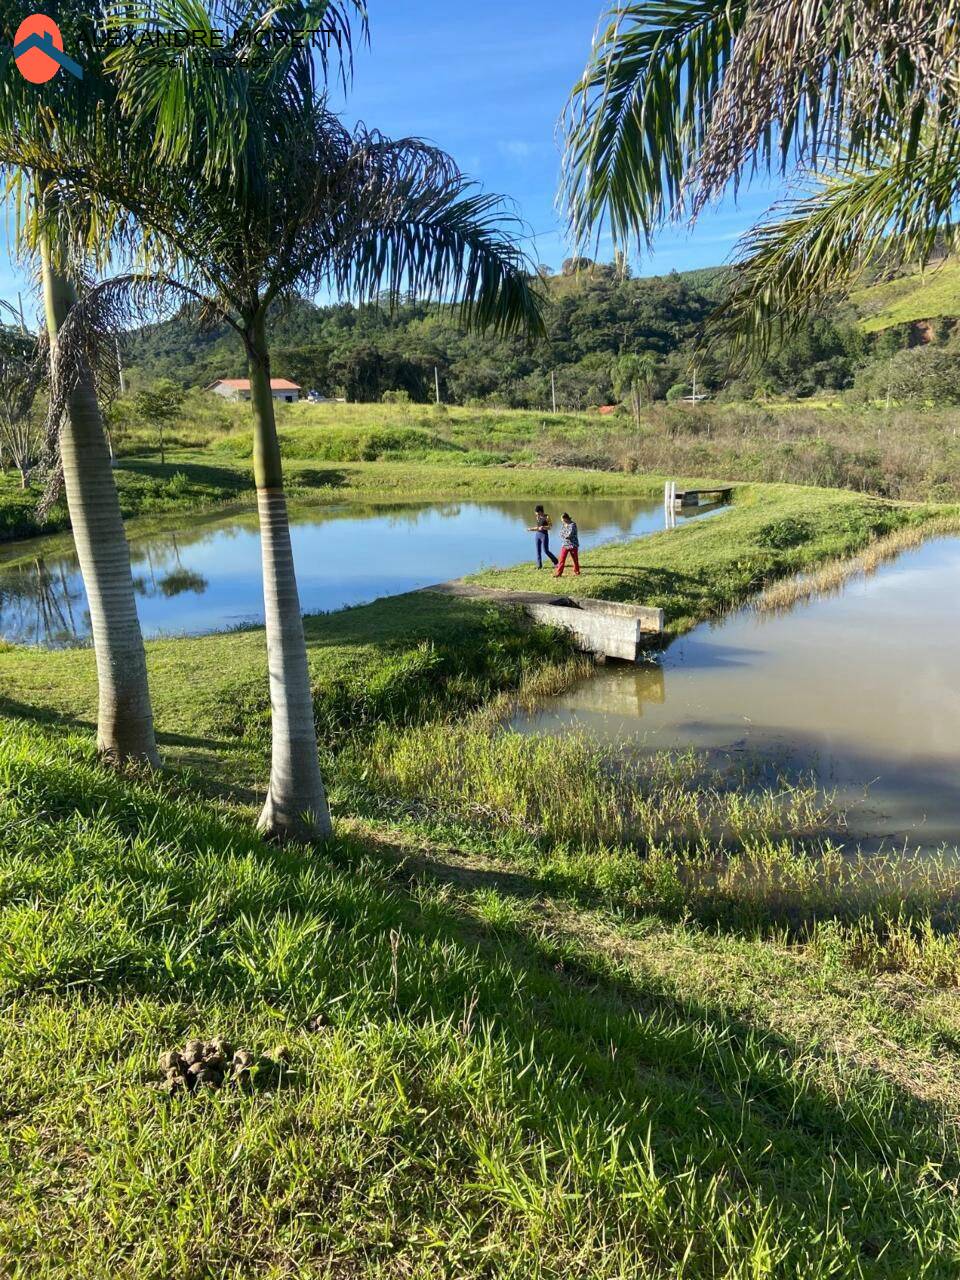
[
  {"x1": 334, "y1": 1, "x2": 784, "y2": 276},
  {"x1": 0, "y1": 0, "x2": 786, "y2": 312}
]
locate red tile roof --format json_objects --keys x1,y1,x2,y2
[{"x1": 210, "y1": 378, "x2": 301, "y2": 390}]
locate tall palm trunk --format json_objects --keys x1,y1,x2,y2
[
  {"x1": 247, "y1": 311, "x2": 331, "y2": 842},
  {"x1": 40, "y1": 238, "x2": 159, "y2": 765}
]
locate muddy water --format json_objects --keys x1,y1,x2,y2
[
  {"x1": 0, "y1": 495, "x2": 721, "y2": 647},
  {"x1": 513, "y1": 537, "x2": 960, "y2": 848}
]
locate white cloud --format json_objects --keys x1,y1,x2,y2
[{"x1": 499, "y1": 140, "x2": 535, "y2": 160}]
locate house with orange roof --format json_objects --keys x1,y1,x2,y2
[{"x1": 206, "y1": 378, "x2": 301, "y2": 404}]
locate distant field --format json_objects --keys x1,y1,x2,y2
[{"x1": 7, "y1": 391, "x2": 960, "y2": 546}]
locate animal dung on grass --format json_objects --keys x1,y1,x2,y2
[{"x1": 156, "y1": 1038, "x2": 290, "y2": 1095}]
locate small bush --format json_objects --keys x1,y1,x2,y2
[{"x1": 755, "y1": 517, "x2": 814, "y2": 550}]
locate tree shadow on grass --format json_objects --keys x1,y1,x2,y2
[
  {"x1": 4, "y1": 733, "x2": 960, "y2": 1275},
  {"x1": 574, "y1": 558, "x2": 714, "y2": 615},
  {"x1": 0, "y1": 697, "x2": 239, "y2": 758},
  {"x1": 118, "y1": 457, "x2": 253, "y2": 496},
  {"x1": 288, "y1": 467, "x2": 350, "y2": 490}
]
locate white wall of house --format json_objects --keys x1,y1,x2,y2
[{"x1": 209, "y1": 382, "x2": 300, "y2": 403}]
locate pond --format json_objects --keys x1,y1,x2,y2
[
  {"x1": 513, "y1": 536, "x2": 960, "y2": 850},
  {"x1": 0, "y1": 495, "x2": 718, "y2": 647}
]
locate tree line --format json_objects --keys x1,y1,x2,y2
[{"x1": 120, "y1": 255, "x2": 956, "y2": 409}]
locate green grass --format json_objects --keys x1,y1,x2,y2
[
  {"x1": 4, "y1": 473, "x2": 960, "y2": 1274},
  {"x1": 7, "y1": 387, "x2": 960, "y2": 551},
  {"x1": 4, "y1": 718, "x2": 960, "y2": 1276},
  {"x1": 469, "y1": 484, "x2": 939, "y2": 632},
  {"x1": 0, "y1": 450, "x2": 669, "y2": 546},
  {"x1": 2, "y1": 483, "x2": 941, "y2": 744},
  {"x1": 852, "y1": 260, "x2": 960, "y2": 332}
]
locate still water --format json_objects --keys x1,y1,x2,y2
[
  {"x1": 514, "y1": 537, "x2": 960, "y2": 848},
  {"x1": 0, "y1": 496, "x2": 710, "y2": 647}
]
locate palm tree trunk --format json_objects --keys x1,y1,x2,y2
[
  {"x1": 40, "y1": 237, "x2": 159, "y2": 766},
  {"x1": 247, "y1": 311, "x2": 331, "y2": 842}
]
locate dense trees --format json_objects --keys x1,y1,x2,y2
[{"x1": 121, "y1": 260, "x2": 942, "y2": 408}]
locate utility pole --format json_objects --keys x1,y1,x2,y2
[
  {"x1": 116, "y1": 338, "x2": 127, "y2": 396},
  {"x1": 551, "y1": 370, "x2": 557, "y2": 414},
  {"x1": 434, "y1": 365, "x2": 441, "y2": 405},
  {"x1": 16, "y1": 292, "x2": 27, "y2": 333}
]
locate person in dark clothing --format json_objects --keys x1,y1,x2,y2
[
  {"x1": 554, "y1": 512, "x2": 580, "y2": 577},
  {"x1": 528, "y1": 504, "x2": 558, "y2": 569}
]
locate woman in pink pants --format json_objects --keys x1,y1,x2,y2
[{"x1": 554, "y1": 513, "x2": 580, "y2": 576}]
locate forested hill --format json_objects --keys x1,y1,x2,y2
[{"x1": 123, "y1": 257, "x2": 960, "y2": 407}]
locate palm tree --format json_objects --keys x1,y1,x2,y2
[
  {"x1": 0, "y1": 2, "x2": 161, "y2": 764},
  {"x1": 36, "y1": 220, "x2": 160, "y2": 764},
  {"x1": 31, "y1": 1, "x2": 544, "y2": 842},
  {"x1": 562, "y1": 2, "x2": 960, "y2": 341},
  {"x1": 612, "y1": 352, "x2": 656, "y2": 428},
  {"x1": 0, "y1": 0, "x2": 367, "y2": 769}
]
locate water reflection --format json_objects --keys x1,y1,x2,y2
[
  {"x1": 513, "y1": 537, "x2": 960, "y2": 849},
  {"x1": 0, "y1": 496, "x2": 717, "y2": 647},
  {"x1": 0, "y1": 557, "x2": 87, "y2": 647}
]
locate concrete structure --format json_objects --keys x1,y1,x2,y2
[
  {"x1": 425, "y1": 583, "x2": 664, "y2": 662},
  {"x1": 670, "y1": 484, "x2": 732, "y2": 509},
  {"x1": 207, "y1": 378, "x2": 301, "y2": 403}
]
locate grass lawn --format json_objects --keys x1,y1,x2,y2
[
  {"x1": 4, "y1": 719, "x2": 960, "y2": 1277},
  {"x1": 3, "y1": 472, "x2": 960, "y2": 1275}
]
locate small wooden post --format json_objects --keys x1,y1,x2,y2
[{"x1": 664, "y1": 481, "x2": 677, "y2": 529}]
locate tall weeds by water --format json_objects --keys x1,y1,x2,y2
[
  {"x1": 336, "y1": 694, "x2": 960, "y2": 987},
  {"x1": 754, "y1": 517, "x2": 960, "y2": 614}
]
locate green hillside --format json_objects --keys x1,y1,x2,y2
[
  {"x1": 850, "y1": 260, "x2": 960, "y2": 332},
  {"x1": 118, "y1": 256, "x2": 960, "y2": 406}
]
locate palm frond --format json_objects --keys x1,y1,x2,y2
[
  {"x1": 39, "y1": 271, "x2": 225, "y2": 513},
  {"x1": 329, "y1": 156, "x2": 545, "y2": 338},
  {"x1": 715, "y1": 135, "x2": 960, "y2": 358},
  {"x1": 562, "y1": 0, "x2": 960, "y2": 250},
  {"x1": 102, "y1": 0, "x2": 367, "y2": 186}
]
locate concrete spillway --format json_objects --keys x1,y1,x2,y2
[{"x1": 424, "y1": 583, "x2": 664, "y2": 662}]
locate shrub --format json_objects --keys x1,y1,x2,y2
[{"x1": 755, "y1": 517, "x2": 814, "y2": 550}]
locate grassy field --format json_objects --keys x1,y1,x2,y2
[
  {"x1": 468, "y1": 482, "x2": 932, "y2": 617},
  {"x1": 851, "y1": 260, "x2": 960, "y2": 332},
  {"x1": 4, "y1": 458, "x2": 960, "y2": 1274},
  {"x1": 5, "y1": 699, "x2": 960, "y2": 1274},
  {"x1": 6, "y1": 389, "x2": 960, "y2": 547}
]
